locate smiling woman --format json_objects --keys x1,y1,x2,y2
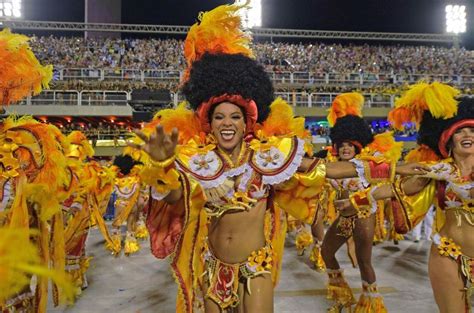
[
  {"x1": 210, "y1": 102, "x2": 246, "y2": 154},
  {"x1": 382, "y1": 85, "x2": 474, "y2": 313},
  {"x1": 124, "y1": 3, "x2": 427, "y2": 313}
]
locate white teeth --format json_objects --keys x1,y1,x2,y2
[{"x1": 220, "y1": 130, "x2": 235, "y2": 141}]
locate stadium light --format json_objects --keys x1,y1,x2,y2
[
  {"x1": 445, "y1": 4, "x2": 466, "y2": 34},
  {"x1": 236, "y1": 0, "x2": 262, "y2": 28},
  {"x1": 0, "y1": 0, "x2": 22, "y2": 18}
]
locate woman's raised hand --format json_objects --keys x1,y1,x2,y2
[{"x1": 127, "y1": 125, "x2": 179, "y2": 162}]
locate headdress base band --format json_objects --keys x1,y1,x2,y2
[{"x1": 197, "y1": 94, "x2": 258, "y2": 134}]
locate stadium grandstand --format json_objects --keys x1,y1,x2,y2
[
  {"x1": 1, "y1": 1, "x2": 473, "y2": 312},
  {"x1": 1, "y1": 0, "x2": 473, "y2": 153}
]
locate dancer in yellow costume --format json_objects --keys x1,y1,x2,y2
[
  {"x1": 0, "y1": 29, "x2": 72, "y2": 312},
  {"x1": 308, "y1": 148, "x2": 359, "y2": 273},
  {"x1": 109, "y1": 155, "x2": 143, "y2": 256},
  {"x1": 367, "y1": 82, "x2": 473, "y2": 313},
  {"x1": 320, "y1": 93, "x2": 401, "y2": 313},
  {"x1": 126, "y1": 5, "x2": 424, "y2": 312}
]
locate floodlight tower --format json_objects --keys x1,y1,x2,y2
[
  {"x1": 236, "y1": 0, "x2": 262, "y2": 29},
  {"x1": 0, "y1": 0, "x2": 22, "y2": 19},
  {"x1": 445, "y1": 4, "x2": 467, "y2": 48}
]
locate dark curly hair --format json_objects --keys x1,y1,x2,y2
[
  {"x1": 329, "y1": 115, "x2": 374, "y2": 153},
  {"x1": 113, "y1": 155, "x2": 141, "y2": 176},
  {"x1": 181, "y1": 53, "x2": 274, "y2": 123},
  {"x1": 418, "y1": 96, "x2": 474, "y2": 157}
]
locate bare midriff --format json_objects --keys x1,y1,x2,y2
[
  {"x1": 440, "y1": 210, "x2": 474, "y2": 257},
  {"x1": 208, "y1": 199, "x2": 267, "y2": 264}
]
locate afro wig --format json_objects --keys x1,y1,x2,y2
[
  {"x1": 113, "y1": 155, "x2": 141, "y2": 176},
  {"x1": 181, "y1": 53, "x2": 274, "y2": 123},
  {"x1": 329, "y1": 115, "x2": 374, "y2": 153},
  {"x1": 418, "y1": 96, "x2": 474, "y2": 157}
]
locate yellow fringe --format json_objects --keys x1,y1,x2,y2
[
  {"x1": 105, "y1": 233, "x2": 122, "y2": 256},
  {"x1": 309, "y1": 245, "x2": 326, "y2": 271},
  {"x1": 295, "y1": 229, "x2": 313, "y2": 255},
  {"x1": 354, "y1": 295, "x2": 387, "y2": 313},
  {"x1": 327, "y1": 283, "x2": 356, "y2": 305},
  {"x1": 135, "y1": 222, "x2": 149, "y2": 240},
  {"x1": 124, "y1": 233, "x2": 140, "y2": 255}
]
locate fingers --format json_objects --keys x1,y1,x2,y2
[
  {"x1": 155, "y1": 125, "x2": 165, "y2": 144},
  {"x1": 170, "y1": 128, "x2": 179, "y2": 146},
  {"x1": 133, "y1": 129, "x2": 149, "y2": 142}
]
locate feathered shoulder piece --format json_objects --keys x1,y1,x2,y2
[
  {"x1": 183, "y1": 2, "x2": 253, "y2": 81},
  {"x1": 404, "y1": 145, "x2": 440, "y2": 163},
  {"x1": 253, "y1": 97, "x2": 312, "y2": 155},
  {"x1": 327, "y1": 92, "x2": 364, "y2": 127},
  {"x1": 124, "y1": 103, "x2": 205, "y2": 162},
  {"x1": 255, "y1": 97, "x2": 308, "y2": 139},
  {"x1": 359, "y1": 132, "x2": 403, "y2": 164},
  {"x1": 0, "y1": 29, "x2": 53, "y2": 105},
  {"x1": 388, "y1": 82, "x2": 460, "y2": 130}
]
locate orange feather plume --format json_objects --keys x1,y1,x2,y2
[
  {"x1": 182, "y1": 2, "x2": 253, "y2": 82},
  {"x1": 0, "y1": 29, "x2": 52, "y2": 105},
  {"x1": 327, "y1": 92, "x2": 364, "y2": 127},
  {"x1": 404, "y1": 145, "x2": 440, "y2": 163},
  {"x1": 364, "y1": 132, "x2": 403, "y2": 163},
  {"x1": 255, "y1": 97, "x2": 309, "y2": 139}
]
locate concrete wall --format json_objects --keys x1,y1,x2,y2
[{"x1": 6, "y1": 105, "x2": 133, "y2": 117}]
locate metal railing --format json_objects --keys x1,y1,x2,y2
[
  {"x1": 18, "y1": 90, "x2": 395, "y2": 108},
  {"x1": 275, "y1": 92, "x2": 394, "y2": 107},
  {"x1": 19, "y1": 90, "x2": 130, "y2": 106},
  {"x1": 52, "y1": 67, "x2": 474, "y2": 87}
]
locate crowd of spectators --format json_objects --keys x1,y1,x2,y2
[
  {"x1": 50, "y1": 80, "x2": 178, "y2": 92},
  {"x1": 30, "y1": 36, "x2": 473, "y2": 76}
]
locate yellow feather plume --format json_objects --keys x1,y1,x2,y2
[
  {"x1": 0, "y1": 29, "x2": 52, "y2": 105},
  {"x1": 256, "y1": 97, "x2": 308, "y2": 138},
  {"x1": 183, "y1": 2, "x2": 253, "y2": 81},
  {"x1": 389, "y1": 82, "x2": 460, "y2": 130},
  {"x1": 0, "y1": 228, "x2": 73, "y2": 304},
  {"x1": 327, "y1": 92, "x2": 364, "y2": 127},
  {"x1": 66, "y1": 131, "x2": 94, "y2": 160}
]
